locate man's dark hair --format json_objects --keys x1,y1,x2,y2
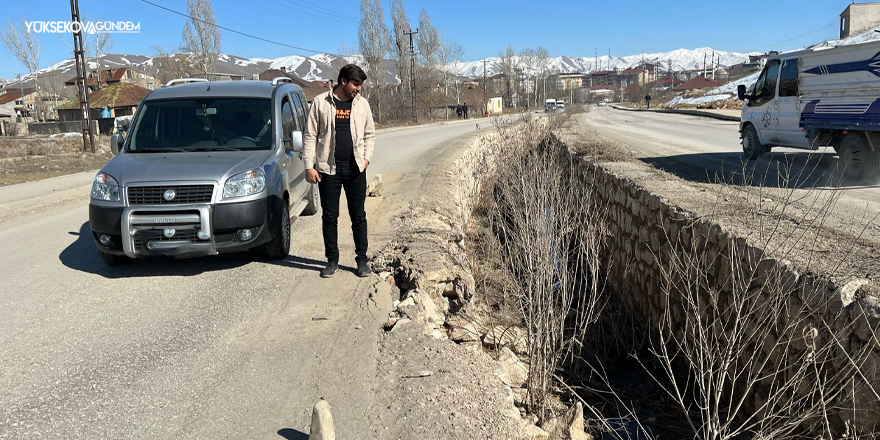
[{"x1": 338, "y1": 64, "x2": 367, "y2": 84}]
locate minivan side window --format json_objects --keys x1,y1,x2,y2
[
  {"x1": 751, "y1": 60, "x2": 780, "y2": 106},
  {"x1": 291, "y1": 93, "x2": 306, "y2": 128},
  {"x1": 779, "y1": 59, "x2": 798, "y2": 97},
  {"x1": 281, "y1": 98, "x2": 296, "y2": 145}
]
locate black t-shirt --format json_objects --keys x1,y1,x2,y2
[{"x1": 333, "y1": 95, "x2": 354, "y2": 165}]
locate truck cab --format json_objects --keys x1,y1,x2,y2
[
  {"x1": 738, "y1": 41, "x2": 880, "y2": 180},
  {"x1": 545, "y1": 99, "x2": 557, "y2": 112}
]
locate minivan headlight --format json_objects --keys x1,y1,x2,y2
[
  {"x1": 223, "y1": 169, "x2": 266, "y2": 198},
  {"x1": 91, "y1": 172, "x2": 120, "y2": 201}
]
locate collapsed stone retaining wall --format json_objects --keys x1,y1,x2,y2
[
  {"x1": 563, "y1": 132, "x2": 880, "y2": 431},
  {"x1": 380, "y1": 118, "x2": 880, "y2": 435}
]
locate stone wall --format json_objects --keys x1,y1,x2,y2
[
  {"x1": 385, "y1": 118, "x2": 879, "y2": 435},
  {"x1": 558, "y1": 135, "x2": 880, "y2": 432},
  {"x1": 27, "y1": 120, "x2": 96, "y2": 135}
]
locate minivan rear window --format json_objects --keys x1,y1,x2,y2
[{"x1": 128, "y1": 98, "x2": 272, "y2": 152}]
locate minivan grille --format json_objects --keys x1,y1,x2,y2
[{"x1": 128, "y1": 185, "x2": 214, "y2": 205}]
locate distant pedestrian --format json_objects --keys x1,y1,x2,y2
[
  {"x1": 644, "y1": 94, "x2": 652, "y2": 110},
  {"x1": 456, "y1": 104, "x2": 462, "y2": 119},
  {"x1": 463, "y1": 102, "x2": 469, "y2": 119}
]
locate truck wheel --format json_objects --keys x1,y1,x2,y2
[
  {"x1": 260, "y1": 199, "x2": 290, "y2": 259},
  {"x1": 839, "y1": 133, "x2": 879, "y2": 181},
  {"x1": 742, "y1": 125, "x2": 764, "y2": 160},
  {"x1": 98, "y1": 249, "x2": 130, "y2": 266},
  {"x1": 301, "y1": 183, "x2": 321, "y2": 216}
]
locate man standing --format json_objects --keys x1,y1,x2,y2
[
  {"x1": 644, "y1": 94, "x2": 652, "y2": 110},
  {"x1": 462, "y1": 102, "x2": 469, "y2": 119},
  {"x1": 303, "y1": 64, "x2": 375, "y2": 278}
]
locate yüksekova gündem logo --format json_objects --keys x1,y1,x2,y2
[{"x1": 25, "y1": 21, "x2": 140, "y2": 34}]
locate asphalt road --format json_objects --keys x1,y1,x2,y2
[
  {"x1": 0, "y1": 117, "x2": 484, "y2": 439},
  {"x1": 580, "y1": 107, "x2": 880, "y2": 239}
]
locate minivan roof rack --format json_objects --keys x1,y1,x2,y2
[
  {"x1": 272, "y1": 77, "x2": 294, "y2": 86},
  {"x1": 165, "y1": 78, "x2": 210, "y2": 87}
]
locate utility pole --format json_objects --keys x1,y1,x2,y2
[
  {"x1": 483, "y1": 59, "x2": 488, "y2": 116},
  {"x1": 703, "y1": 53, "x2": 707, "y2": 77},
  {"x1": 405, "y1": 28, "x2": 418, "y2": 123},
  {"x1": 15, "y1": 73, "x2": 23, "y2": 122},
  {"x1": 70, "y1": 0, "x2": 94, "y2": 152}
]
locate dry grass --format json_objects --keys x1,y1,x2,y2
[
  {"x1": 0, "y1": 135, "x2": 112, "y2": 186},
  {"x1": 467, "y1": 113, "x2": 880, "y2": 439}
]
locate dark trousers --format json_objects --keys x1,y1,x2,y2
[{"x1": 318, "y1": 161, "x2": 368, "y2": 264}]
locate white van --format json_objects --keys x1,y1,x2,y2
[{"x1": 738, "y1": 40, "x2": 880, "y2": 180}]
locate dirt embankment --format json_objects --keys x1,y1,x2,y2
[{"x1": 0, "y1": 135, "x2": 112, "y2": 186}]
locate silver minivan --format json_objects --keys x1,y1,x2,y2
[{"x1": 89, "y1": 78, "x2": 320, "y2": 265}]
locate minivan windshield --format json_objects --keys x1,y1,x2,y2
[{"x1": 127, "y1": 98, "x2": 272, "y2": 152}]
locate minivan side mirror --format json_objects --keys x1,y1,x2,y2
[
  {"x1": 737, "y1": 84, "x2": 747, "y2": 101},
  {"x1": 286, "y1": 131, "x2": 304, "y2": 153},
  {"x1": 110, "y1": 133, "x2": 124, "y2": 155}
]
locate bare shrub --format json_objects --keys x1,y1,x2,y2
[
  {"x1": 646, "y1": 158, "x2": 880, "y2": 439},
  {"x1": 473, "y1": 116, "x2": 611, "y2": 420}
]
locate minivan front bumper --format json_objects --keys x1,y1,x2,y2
[{"x1": 89, "y1": 198, "x2": 270, "y2": 258}]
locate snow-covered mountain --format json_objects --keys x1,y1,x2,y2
[
  {"x1": 450, "y1": 47, "x2": 760, "y2": 79},
  {"x1": 12, "y1": 29, "x2": 880, "y2": 93}
]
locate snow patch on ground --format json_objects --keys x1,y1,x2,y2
[
  {"x1": 707, "y1": 73, "x2": 760, "y2": 95},
  {"x1": 666, "y1": 94, "x2": 733, "y2": 106},
  {"x1": 49, "y1": 133, "x2": 83, "y2": 139}
]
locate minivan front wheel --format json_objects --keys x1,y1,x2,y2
[
  {"x1": 261, "y1": 199, "x2": 290, "y2": 259},
  {"x1": 742, "y1": 125, "x2": 764, "y2": 160}
]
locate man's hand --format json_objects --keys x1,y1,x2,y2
[
  {"x1": 364, "y1": 159, "x2": 370, "y2": 168},
  {"x1": 306, "y1": 169, "x2": 321, "y2": 184}
]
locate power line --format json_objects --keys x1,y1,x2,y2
[
  {"x1": 759, "y1": 21, "x2": 838, "y2": 52},
  {"x1": 279, "y1": 0, "x2": 358, "y2": 22},
  {"x1": 138, "y1": 0, "x2": 332, "y2": 54},
  {"x1": 289, "y1": 0, "x2": 358, "y2": 20},
  {"x1": 263, "y1": 0, "x2": 358, "y2": 27}
]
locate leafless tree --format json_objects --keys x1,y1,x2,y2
[
  {"x1": 498, "y1": 45, "x2": 518, "y2": 108},
  {"x1": 85, "y1": 17, "x2": 113, "y2": 91},
  {"x1": 181, "y1": 0, "x2": 221, "y2": 79},
  {"x1": 519, "y1": 48, "x2": 537, "y2": 108},
  {"x1": 2, "y1": 19, "x2": 43, "y2": 121},
  {"x1": 358, "y1": 0, "x2": 390, "y2": 122},
  {"x1": 151, "y1": 46, "x2": 197, "y2": 85},
  {"x1": 535, "y1": 47, "x2": 550, "y2": 106},
  {"x1": 437, "y1": 33, "x2": 463, "y2": 120},
  {"x1": 389, "y1": 0, "x2": 412, "y2": 121},
  {"x1": 415, "y1": 9, "x2": 443, "y2": 119}
]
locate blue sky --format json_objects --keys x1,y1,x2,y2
[{"x1": 0, "y1": 0, "x2": 859, "y2": 78}]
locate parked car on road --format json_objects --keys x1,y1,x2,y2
[{"x1": 89, "y1": 78, "x2": 320, "y2": 265}]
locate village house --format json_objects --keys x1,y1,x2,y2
[
  {"x1": 671, "y1": 76, "x2": 723, "y2": 94},
  {"x1": 56, "y1": 82, "x2": 152, "y2": 134}
]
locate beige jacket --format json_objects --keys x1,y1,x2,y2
[{"x1": 303, "y1": 90, "x2": 375, "y2": 174}]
